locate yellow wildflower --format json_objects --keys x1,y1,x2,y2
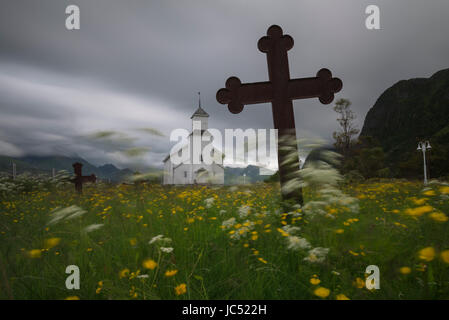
[
  {"x1": 258, "y1": 257, "x2": 267, "y2": 264},
  {"x1": 336, "y1": 294, "x2": 350, "y2": 300},
  {"x1": 404, "y1": 206, "x2": 433, "y2": 217},
  {"x1": 175, "y1": 283, "x2": 187, "y2": 295},
  {"x1": 428, "y1": 212, "x2": 448, "y2": 222},
  {"x1": 354, "y1": 277, "x2": 365, "y2": 289},
  {"x1": 65, "y1": 296, "x2": 80, "y2": 300},
  {"x1": 349, "y1": 250, "x2": 359, "y2": 256},
  {"x1": 399, "y1": 267, "x2": 411, "y2": 274},
  {"x1": 440, "y1": 186, "x2": 449, "y2": 194},
  {"x1": 164, "y1": 269, "x2": 178, "y2": 277},
  {"x1": 310, "y1": 277, "x2": 321, "y2": 285},
  {"x1": 313, "y1": 287, "x2": 330, "y2": 298},
  {"x1": 412, "y1": 198, "x2": 427, "y2": 205},
  {"x1": 27, "y1": 249, "x2": 41, "y2": 258},
  {"x1": 119, "y1": 268, "x2": 130, "y2": 279},
  {"x1": 440, "y1": 250, "x2": 449, "y2": 264},
  {"x1": 44, "y1": 237, "x2": 61, "y2": 249},
  {"x1": 277, "y1": 228, "x2": 289, "y2": 237},
  {"x1": 142, "y1": 259, "x2": 158, "y2": 270},
  {"x1": 129, "y1": 238, "x2": 137, "y2": 246},
  {"x1": 335, "y1": 229, "x2": 344, "y2": 234},
  {"x1": 418, "y1": 247, "x2": 435, "y2": 262},
  {"x1": 423, "y1": 190, "x2": 436, "y2": 196}
]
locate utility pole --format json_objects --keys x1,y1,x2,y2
[
  {"x1": 417, "y1": 141, "x2": 431, "y2": 185},
  {"x1": 12, "y1": 162, "x2": 16, "y2": 180}
]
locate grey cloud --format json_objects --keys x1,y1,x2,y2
[{"x1": 0, "y1": 0, "x2": 448, "y2": 169}]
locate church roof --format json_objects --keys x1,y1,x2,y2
[{"x1": 190, "y1": 105, "x2": 209, "y2": 118}]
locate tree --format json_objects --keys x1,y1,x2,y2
[{"x1": 332, "y1": 99, "x2": 359, "y2": 156}]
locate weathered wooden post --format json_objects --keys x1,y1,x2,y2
[{"x1": 71, "y1": 162, "x2": 96, "y2": 194}]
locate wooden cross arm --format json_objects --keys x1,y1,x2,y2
[
  {"x1": 288, "y1": 69, "x2": 343, "y2": 104},
  {"x1": 83, "y1": 174, "x2": 96, "y2": 183},
  {"x1": 216, "y1": 77, "x2": 272, "y2": 114},
  {"x1": 216, "y1": 68, "x2": 342, "y2": 113}
]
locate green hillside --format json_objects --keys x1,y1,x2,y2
[{"x1": 360, "y1": 68, "x2": 449, "y2": 178}]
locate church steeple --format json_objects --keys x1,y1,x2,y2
[{"x1": 191, "y1": 92, "x2": 209, "y2": 119}]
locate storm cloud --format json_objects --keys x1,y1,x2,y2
[{"x1": 0, "y1": 0, "x2": 448, "y2": 169}]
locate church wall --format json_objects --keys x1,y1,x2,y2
[
  {"x1": 173, "y1": 164, "x2": 191, "y2": 185},
  {"x1": 191, "y1": 116, "x2": 208, "y2": 132},
  {"x1": 162, "y1": 109, "x2": 224, "y2": 185}
]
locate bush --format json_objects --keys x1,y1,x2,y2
[
  {"x1": 376, "y1": 168, "x2": 391, "y2": 178},
  {"x1": 343, "y1": 170, "x2": 365, "y2": 184}
]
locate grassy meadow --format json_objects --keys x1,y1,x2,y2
[{"x1": 1, "y1": 177, "x2": 449, "y2": 300}]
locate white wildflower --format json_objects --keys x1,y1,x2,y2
[
  {"x1": 282, "y1": 225, "x2": 301, "y2": 235},
  {"x1": 287, "y1": 236, "x2": 311, "y2": 250},
  {"x1": 160, "y1": 247, "x2": 174, "y2": 253},
  {"x1": 83, "y1": 224, "x2": 104, "y2": 233},
  {"x1": 204, "y1": 197, "x2": 215, "y2": 208},
  {"x1": 48, "y1": 205, "x2": 86, "y2": 225},
  {"x1": 221, "y1": 217, "x2": 236, "y2": 229},
  {"x1": 238, "y1": 205, "x2": 251, "y2": 218},
  {"x1": 149, "y1": 234, "x2": 164, "y2": 244},
  {"x1": 149, "y1": 234, "x2": 172, "y2": 245},
  {"x1": 304, "y1": 247, "x2": 329, "y2": 263}
]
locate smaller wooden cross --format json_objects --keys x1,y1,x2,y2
[
  {"x1": 71, "y1": 162, "x2": 96, "y2": 194},
  {"x1": 217, "y1": 25, "x2": 342, "y2": 206}
]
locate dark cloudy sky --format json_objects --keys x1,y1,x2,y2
[{"x1": 0, "y1": 0, "x2": 448, "y2": 169}]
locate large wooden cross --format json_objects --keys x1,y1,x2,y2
[
  {"x1": 216, "y1": 25, "x2": 342, "y2": 206},
  {"x1": 71, "y1": 162, "x2": 96, "y2": 194}
]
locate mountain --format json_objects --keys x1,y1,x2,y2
[
  {"x1": 0, "y1": 155, "x2": 135, "y2": 182},
  {"x1": 97, "y1": 164, "x2": 134, "y2": 182},
  {"x1": 360, "y1": 68, "x2": 449, "y2": 177},
  {"x1": 224, "y1": 165, "x2": 275, "y2": 184}
]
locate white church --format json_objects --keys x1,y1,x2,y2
[{"x1": 163, "y1": 98, "x2": 224, "y2": 185}]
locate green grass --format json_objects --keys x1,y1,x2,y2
[{"x1": 1, "y1": 180, "x2": 449, "y2": 300}]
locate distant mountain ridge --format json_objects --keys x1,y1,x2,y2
[
  {"x1": 0, "y1": 154, "x2": 273, "y2": 184},
  {"x1": 0, "y1": 155, "x2": 134, "y2": 182},
  {"x1": 224, "y1": 165, "x2": 274, "y2": 184}
]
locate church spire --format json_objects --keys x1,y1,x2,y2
[{"x1": 191, "y1": 91, "x2": 209, "y2": 118}]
